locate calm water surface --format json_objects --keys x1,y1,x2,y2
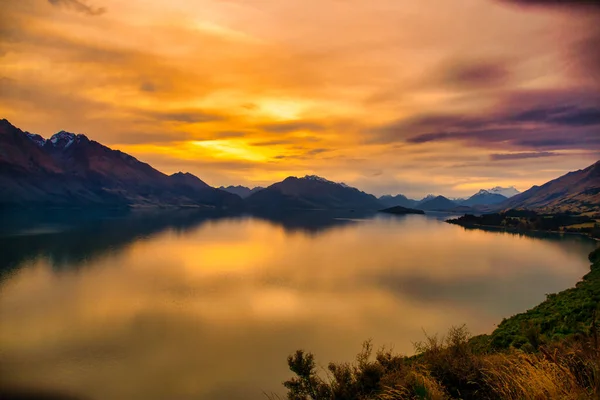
[{"x1": 0, "y1": 210, "x2": 597, "y2": 400}]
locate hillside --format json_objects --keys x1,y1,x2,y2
[
  {"x1": 489, "y1": 247, "x2": 600, "y2": 349},
  {"x1": 279, "y1": 247, "x2": 600, "y2": 399},
  {"x1": 0, "y1": 119, "x2": 242, "y2": 209},
  {"x1": 447, "y1": 210, "x2": 600, "y2": 239},
  {"x1": 500, "y1": 160, "x2": 600, "y2": 213},
  {"x1": 245, "y1": 175, "x2": 382, "y2": 210}
]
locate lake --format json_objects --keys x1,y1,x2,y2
[{"x1": 0, "y1": 209, "x2": 597, "y2": 400}]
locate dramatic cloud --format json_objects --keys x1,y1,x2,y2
[
  {"x1": 2, "y1": 0, "x2": 599, "y2": 197},
  {"x1": 47, "y1": 0, "x2": 106, "y2": 16},
  {"x1": 509, "y1": 105, "x2": 600, "y2": 126},
  {"x1": 373, "y1": 89, "x2": 600, "y2": 154}
]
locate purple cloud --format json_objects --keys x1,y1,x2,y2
[
  {"x1": 370, "y1": 88, "x2": 600, "y2": 152},
  {"x1": 489, "y1": 151, "x2": 558, "y2": 161}
]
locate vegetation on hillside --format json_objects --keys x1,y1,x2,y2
[
  {"x1": 276, "y1": 247, "x2": 600, "y2": 399},
  {"x1": 447, "y1": 210, "x2": 600, "y2": 239}
]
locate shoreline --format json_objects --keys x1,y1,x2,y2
[{"x1": 447, "y1": 220, "x2": 600, "y2": 241}]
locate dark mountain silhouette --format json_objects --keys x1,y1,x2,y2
[
  {"x1": 219, "y1": 185, "x2": 264, "y2": 198},
  {"x1": 0, "y1": 119, "x2": 242, "y2": 209},
  {"x1": 460, "y1": 190, "x2": 508, "y2": 207},
  {"x1": 416, "y1": 195, "x2": 457, "y2": 211},
  {"x1": 499, "y1": 160, "x2": 600, "y2": 213},
  {"x1": 245, "y1": 175, "x2": 382, "y2": 210},
  {"x1": 378, "y1": 194, "x2": 417, "y2": 208}
]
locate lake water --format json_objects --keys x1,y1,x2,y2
[{"x1": 0, "y1": 209, "x2": 597, "y2": 400}]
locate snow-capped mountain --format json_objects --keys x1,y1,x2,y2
[
  {"x1": 461, "y1": 190, "x2": 507, "y2": 206},
  {"x1": 26, "y1": 132, "x2": 46, "y2": 147},
  {"x1": 485, "y1": 186, "x2": 520, "y2": 198},
  {"x1": 419, "y1": 194, "x2": 438, "y2": 203},
  {"x1": 49, "y1": 131, "x2": 86, "y2": 149},
  {"x1": 303, "y1": 175, "x2": 351, "y2": 188}
]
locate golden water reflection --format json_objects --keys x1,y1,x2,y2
[{"x1": 0, "y1": 211, "x2": 596, "y2": 400}]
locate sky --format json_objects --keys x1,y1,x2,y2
[{"x1": 1, "y1": 0, "x2": 599, "y2": 197}]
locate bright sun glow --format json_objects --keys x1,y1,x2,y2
[
  {"x1": 255, "y1": 99, "x2": 308, "y2": 121},
  {"x1": 191, "y1": 140, "x2": 267, "y2": 161}
]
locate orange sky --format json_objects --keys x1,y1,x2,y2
[{"x1": 1, "y1": 0, "x2": 599, "y2": 197}]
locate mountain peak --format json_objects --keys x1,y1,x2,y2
[
  {"x1": 171, "y1": 171, "x2": 194, "y2": 178},
  {"x1": 49, "y1": 130, "x2": 87, "y2": 149},
  {"x1": 421, "y1": 194, "x2": 437, "y2": 201},
  {"x1": 170, "y1": 171, "x2": 209, "y2": 187},
  {"x1": 300, "y1": 175, "x2": 353, "y2": 189},
  {"x1": 417, "y1": 194, "x2": 456, "y2": 211},
  {"x1": 485, "y1": 186, "x2": 520, "y2": 198},
  {"x1": 303, "y1": 175, "x2": 332, "y2": 183},
  {"x1": 0, "y1": 118, "x2": 16, "y2": 130},
  {"x1": 26, "y1": 133, "x2": 46, "y2": 147}
]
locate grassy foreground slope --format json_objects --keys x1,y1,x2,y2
[
  {"x1": 490, "y1": 247, "x2": 600, "y2": 350},
  {"x1": 277, "y1": 247, "x2": 600, "y2": 400}
]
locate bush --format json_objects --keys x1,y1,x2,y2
[{"x1": 278, "y1": 249, "x2": 600, "y2": 399}]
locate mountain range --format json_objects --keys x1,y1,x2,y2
[
  {"x1": 0, "y1": 119, "x2": 241, "y2": 209},
  {"x1": 379, "y1": 186, "x2": 521, "y2": 211},
  {"x1": 1, "y1": 119, "x2": 597, "y2": 213},
  {"x1": 245, "y1": 175, "x2": 382, "y2": 210},
  {"x1": 219, "y1": 185, "x2": 264, "y2": 198},
  {"x1": 378, "y1": 194, "x2": 417, "y2": 209}
]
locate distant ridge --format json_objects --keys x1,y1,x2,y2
[
  {"x1": 416, "y1": 195, "x2": 457, "y2": 211},
  {"x1": 379, "y1": 194, "x2": 417, "y2": 208},
  {"x1": 460, "y1": 190, "x2": 507, "y2": 207},
  {"x1": 219, "y1": 185, "x2": 264, "y2": 198},
  {"x1": 499, "y1": 160, "x2": 600, "y2": 213},
  {"x1": 245, "y1": 175, "x2": 382, "y2": 210}
]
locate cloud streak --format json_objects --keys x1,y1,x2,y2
[
  {"x1": 47, "y1": 0, "x2": 106, "y2": 16},
  {"x1": 372, "y1": 89, "x2": 600, "y2": 153},
  {"x1": 489, "y1": 152, "x2": 558, "y2": 161}
]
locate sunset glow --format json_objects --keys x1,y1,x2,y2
[{"x1": 2, "y1": 0, "x2": 599, "y2": 197}]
